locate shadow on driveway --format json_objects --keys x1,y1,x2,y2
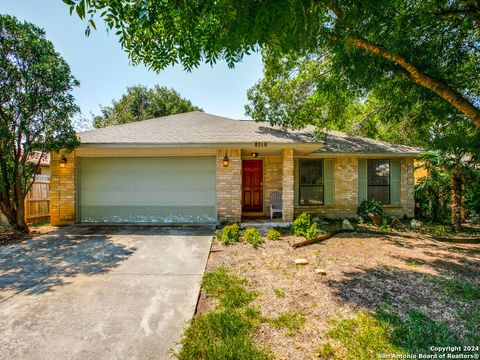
[{"x1": 0, "y1": 227, "x2": 135, "y2": 301}]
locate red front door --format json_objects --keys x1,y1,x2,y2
[{"x1": 242, "y1": 160, "x2": 263, "y2": 212}]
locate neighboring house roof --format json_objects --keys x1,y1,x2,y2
[
  {"x1": 26, "y1": 152, "x2": 50, "y2": 166},
  {"x1": 79, "y1": 111, "x2": 420, "y2": 155}
]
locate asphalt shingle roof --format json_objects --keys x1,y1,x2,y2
[
  {"x1": 317, "y1": 130, "x2": 421, "y2": 154},
  {"x1": 79, "y1": 111, "x2": 420, "y2": 155}
]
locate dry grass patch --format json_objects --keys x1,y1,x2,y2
[{"x1": 198, "y1": 230, "x2": 480, "y2": 359}]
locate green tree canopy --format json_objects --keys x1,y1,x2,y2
[
  {"x1": 0, "y1": 14, "x2": 79, "y2": 231},
  {"x1": 92, "y1": 85, "x2": 202, "y2": 128},
  {"x1": 245, "y1": 49, "x2": 478, "y2": 148},
  {"x1": 67, "y1": 0, "x2": 480, "y2": 129}
]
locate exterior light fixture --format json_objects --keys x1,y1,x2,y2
[
  {"x1": 223, "y1": 155, "x2": 229, "y2": 167},
  {"x1": 59, "y1": 156, "x2": 67, "y2": 168},
  {"x1": 251, "y1": 152, "x2": 259, "y2": 158}
]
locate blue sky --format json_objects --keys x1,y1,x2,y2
[{"x1": 0, "y1": 0, "x2": 263, "y2": 127}]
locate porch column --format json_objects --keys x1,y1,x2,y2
[
  {"x1": 50, "y1": 150, "x2": 76, "y2": 225},
  {"x1": 282, "y1": 148, "x2": 294, "y2": 221},
  {"x1": 216, "y1": 149, "x2": 242, "y2": 223}
]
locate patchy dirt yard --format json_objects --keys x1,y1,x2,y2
[
  {"x1": 198, "y1": 232, "x2": 480, "y2": 359},
  {"x1": 0, "y1": 223, "x2": 57, "y2": 247}
]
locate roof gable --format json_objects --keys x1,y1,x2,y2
[{"x1": 79, "y1": 111, "x2": 420, "y2": 155}]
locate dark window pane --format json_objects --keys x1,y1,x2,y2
[
  {"x1": 367, "y1": 160, "x2": 390, "y2": 186},
  {"x1": 367, "y1": 159, "x2": 390, "y2": 204},
  {"x1": 368, "y1": 186, "x2": 390, "y2": 204},
  {"x1": 299, "y1": 186, "x2": 324, "y2": 205},
  {"x1": 300, "y1": 160, "x2": 323, "y2": 185}
]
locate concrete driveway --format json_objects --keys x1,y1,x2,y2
[{"x1": 0, "y1": 226, "x2": 212, "y2": 359}]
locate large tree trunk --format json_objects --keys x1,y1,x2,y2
[
  {"x1": 431, "y1": 191, "x2": 440, "y2": 223},
  {"x1": 0, "y1": 199, "x2": 28, "y2": 232},
  {"x1": 15, "y1": 199, "x2": 28, "y2": 232},
  {"x1": 325, "y1": 3, "x2": 480, "y2": 129},
  {"x1": 451, "y1": 170, "x2": 463, "y2": 232},
  {"x1": 0, "y1": 204, "x2": 17, "y2": 229},
  {"x1": 350, "y1": 37, "x2": 480, "y2": 129}
]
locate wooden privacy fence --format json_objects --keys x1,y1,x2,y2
[{"x1": 25, "y1": 175, "x2": 50, "y2": 224}]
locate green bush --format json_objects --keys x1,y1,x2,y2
[
  {"x1": 357, "y1": 199, "x2": 385, "y2": 221},
  {"x1": 217, "y1": 224, "x2": 241, "y2": 245},
  {"x1": 266, "y1": 229, "x2": 281, "y2": 241},
  {"x1": 243, "y1": 227, "x2": 264, "y2": 248},
  {"x1": 292, "y1": 212, "x2": 318, "y2": 239}
]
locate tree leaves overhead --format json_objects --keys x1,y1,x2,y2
[
  {"x1": 245, "y1": 48, "x2": 479, "y2": 148},
  {"x1": 92, "y1": 85, "x2": 202, "y2": 128},
  {"x1": 65, "y1": 0, "x2": 480, "y2": 128}
]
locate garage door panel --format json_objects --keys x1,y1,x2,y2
[{"x1": 79, "y1": 157, "x2": 216, "y2": 223}]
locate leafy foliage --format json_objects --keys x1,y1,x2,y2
[
  {"x1": 415, "y1": 166, "x2": 451, "y2": 222},
  {"x1": 92, "y1": 85, "x2": 202, "y2": 128},
  {"x1": 216, "y1": 224, "x2": 241, "y2": 245},
  {"x1": 0, "y1": 15, "x2": 79, "y2": 231},
  {"x1": 243, "y1": 227, "x2": 263, "y2": 248},
  {"x1": 266, "y1": 229, "x2": 281, "y2": 241},
  {"x1": 292, "y1": 212, "x2": 318, "y2": 240},
  {"x1": 418, "y1": 142, "x2": 480, "y2": 230},
  {"x1": 357, "y1": 200, "x2": 385, "y2": 221},
  {"x1": 66, "y1": 0, "x2": 480, "y2": 128}
]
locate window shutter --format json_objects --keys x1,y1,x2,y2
[
  {"x1": 294, "y1": 159, "x2": 299, "y2": 205},
  {"x1": 390, "y1": 159, "x2": 401, "y2": 205},
  {"x1": 358, "y1": 159, "x2": 367, "y2": 204},
  {"x1": 324, "y1": 159, "x2": 335, "y2": 205}
]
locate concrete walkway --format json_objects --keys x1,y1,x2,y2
[{"x1": 0, "y1": 226, "x2": 212, "y2": 359}]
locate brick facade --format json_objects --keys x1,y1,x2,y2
[
  {"x1": 49, "y1": 148, "x2": 415, "y2": 225},
  {"x1": 263, "y1": 156, "x2": 283, "y2": 217},
  {"x1": 216, "y1": 149, "x2": 242, "y2": 223},
  {"x1": 385, "y1": 157, "x2": 415, "y2": 218},
  {"x1": 50, "y1": 151, "x2": 76, "y2": 225},
  {"x1": 282, "y1": 149, "x2": 294, "y2": 221},
  {"x1": 293, "y1": 156, "x2": 415, "y2": 219},
  {"x1": 294, "y1": 157, "x2": 359, "y2": 218}
]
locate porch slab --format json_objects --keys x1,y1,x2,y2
[{"x1": 240, "y1": 219, "x2": 292, "y2": 234}]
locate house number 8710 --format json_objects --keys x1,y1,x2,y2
[{"x1": 254, "y1": 142, "x2": 268, "y2": 148}]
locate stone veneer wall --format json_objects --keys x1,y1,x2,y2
[
  {"x1": 216, "y1": 149, "x2": 242, "y2": 223},
  {"x1": 50, "y1": 151, "x2": 76, "y2": 225}
]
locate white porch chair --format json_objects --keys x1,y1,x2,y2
[{"x1": 270, "y1": 191, "x2": 282, "y2": 219}]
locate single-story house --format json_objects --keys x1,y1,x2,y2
[{"x1": 49, "y1": 112, "x2": 420, "y2": 225}]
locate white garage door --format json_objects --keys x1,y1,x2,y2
[{"x1": 78, "y1": 157, "x2": 216, "y2": 223}]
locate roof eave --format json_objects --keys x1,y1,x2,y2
[
  {"x1": 78, "y1": 142, "x2": 325, "y2": 149},
  {"x1": 311, "y1": 152, "x2": 421, "y2": 157}
]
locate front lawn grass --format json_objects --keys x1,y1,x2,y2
[
  {"x1": 317, "y1": 307, "x2": 465, "y2": 360},
  {"x1": 177, "y1": 267, "x2": 271, "y2": 360},
  {"x1": 269, "y1": 311, "x2": 305, "y2": 336}
]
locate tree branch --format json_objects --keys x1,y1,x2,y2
[
  {"x1": 321, "y1": 1, "x2": 480, "y2": 128},
  {"x1": 348, "y1": 37, "x2": 480, "y2": 128}
]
